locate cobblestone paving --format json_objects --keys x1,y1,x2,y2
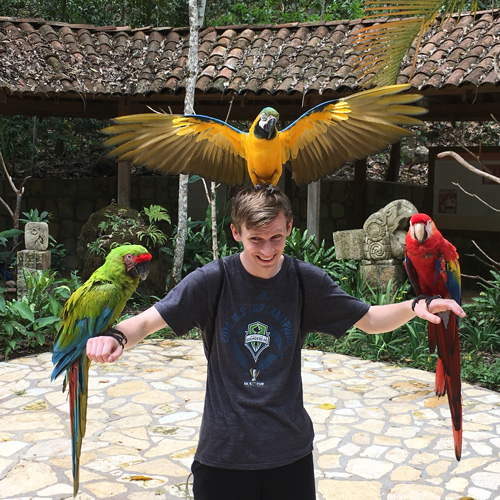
[{"x1": 1, "y1": 338, "x2": 500, "y2": 500}]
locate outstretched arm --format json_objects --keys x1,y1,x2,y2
[
  {"x1": 86, "y1": 306, "x2": 167, "y2": 363},
  {"x1": 354, "y1": 297, "x2": 465, "y2": 335}
]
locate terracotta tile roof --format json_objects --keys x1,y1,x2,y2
[{"x1": 0, "y1": 10, "x2": 499, "y2": 120}]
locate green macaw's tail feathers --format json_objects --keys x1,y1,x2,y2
[{"x1": 69, "y1": 355, "x2": 90, "y2": 497}]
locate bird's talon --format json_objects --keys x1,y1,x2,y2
[
  {"x1": 411, "y1": 295, "x2": 427, "y2": 311},
  {"x1": 425, "y1": 295, "x2": 442, "y2": 308}
]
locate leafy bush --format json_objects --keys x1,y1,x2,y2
[
  {"x1": 0, "y1": 270, "x2": 81, "y2": 359},
  {"x1": 161, "y1": 208, "x2": 239, "y2": 278},
  {"x1": 461, "y1": 270, "x2": 500, "y2": 353},
  {"x1": 0, "y1": 228, "x2": 23, "y2": 283},
  {"x1": 285, "y1": 228, "x2": 362, "y2": 295},
  {"x1": 137, "y1": 205, "x2": 171, "y2": 248}
]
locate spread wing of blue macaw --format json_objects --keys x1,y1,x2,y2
[
  {"x1": 51, "y1": 245, "x2": 151, "y2": 496},
  {"x1": 102, "y1": 84, "x2": 426, "y2": 187},
  {"x1": 405, "y1": 213, "x2": 462, "y2": 461}
]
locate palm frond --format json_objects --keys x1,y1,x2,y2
[{"x1": 353, "y1": 0, "x2": 479, "y2": 86}]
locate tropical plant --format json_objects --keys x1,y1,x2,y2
[
  {"x1": 19, "y1": 209, "x2": 52, "y2": 223},
  {"x1": 137, "y1": 205, "x2": 171, "y2": 248},
  {"x1": 461, "y1": 270, "x2": 500, "y2": 353},
  {"x1": 354, "y1": 0, "x2": 481, "y2": 87},
  {"x1": 0, "y1": 269, "x2": 80, "y2": 359},
  {"x1": 285, "y1": 228, "x2": 362, "y2": 295},
  {"x1": 162, "y1": 207, "x2": 239, "y2": 279}
]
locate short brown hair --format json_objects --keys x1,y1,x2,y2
[{"x1": 231, "y1": 187, "x2": 293, "y2": 233}]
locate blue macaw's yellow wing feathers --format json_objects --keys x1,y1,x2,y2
[
  {"x1": 102, "y1": 84, "x2": 425, "y2": 187},
  {"x1": 102, "y1": 113, "x2": 249, "y2": 186},
  {"x1": 51, "y1": 244, "x2": 151, "y2": 496},
  {"x1": 280, "y1": 84, "x2": 426, "y2": 185}
]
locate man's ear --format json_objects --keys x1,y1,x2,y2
[
  {"x1": 286, "y1": 219, "x2": 293, "y2": 236},
  {"x1": 231, "y1": 223, "x2": 242, "y2": 242}
]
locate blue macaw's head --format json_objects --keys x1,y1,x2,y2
[{"x1": 258, "y1": 107, "x2": 280, "y2": 139}]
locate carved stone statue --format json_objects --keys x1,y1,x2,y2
[
  {"x1": 333, "y1": 199, "x2": 418, "y2": 289},
  {"x1": 24, "y1": 222, "x2": 49, "y2": 251},
  {"x1": 363, "y1": 199, "x2": 417, "y2": 261}
]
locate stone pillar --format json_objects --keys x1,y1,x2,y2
[
  {"x1": 360, "y1": 258, "x2": 407, "y2": 291},
  {"x1": 17, "y1": 222, "x2": 51, "y2": 299}
]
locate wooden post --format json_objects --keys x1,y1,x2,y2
[
  {"x1": 354, "y1": 159, "x2": 367, "y2": 228},
  {"x1": 116, "y1": 99, "x2": 131, "y2": 207},
  {"x1": 117, "y1": 161, "x2": 130, "y2": 206},
  {"x1": 386, "y1": 142, "x2": 401, "y2": 182},
  {"x1": 307, "y1": 180, "x2": 321, "y2": 244}
]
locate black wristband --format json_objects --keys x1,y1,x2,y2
[
  {"x1": 100, "y1": 327, "x2": 127, "y2": 349},
  {"x1": 411, "y1": 295, "x2": 427, "y2": 311}
]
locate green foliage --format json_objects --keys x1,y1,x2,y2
[
  {"x1": 88, "y1": 209, "x2": 142, "y2": 257},
  {"x1": 461, "y1": 270, "x2": 500, "y2": 353},
  {"x1": 0, "y1": 116, "x2": 109, "y2": 178},
  {"x1": 19, "y1": 209, "x2": 52, "y2": 223},
  {"x1": 285, "y1": 228, "x2": 362, "y2": 295},
  {"x1": 460, "y1": 352, "x2": 500, "y2": 392},
  {"x1": 0, "y1": 270, "x2": 81, "y2": 359},
  {"x1": 0, "y1": 229, "x2": 23, "y2": 283},
  {"x1": 89, "y1": 205, "x2": 169, "y2": 257},
  {"x1": 162, "y1": 207, "x2": 239, "y2": 278},
  {"x1": 209, "y1": 0, "x2": 362, "y2": 25},
  {"x1": 1, "y1": 0, "x2": 363, "y2": 27},
  {"x1": 137, "y1": 205, "x2": 170, "y2": 248}
]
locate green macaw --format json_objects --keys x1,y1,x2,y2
[{"x1": 51, "y1": 244, "x2": 151, "y2": 497}]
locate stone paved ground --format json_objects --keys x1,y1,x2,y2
[{"x1": 1, "y1": 338, "x2": 500, "y2": 500}]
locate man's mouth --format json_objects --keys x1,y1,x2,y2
[{"x1": 258, "y1": 255, "x2": 274, "y2": 262}]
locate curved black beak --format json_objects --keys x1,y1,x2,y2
[
  {"x1": 265, "y1": 117, "x2": 276, "y2": 139},
  {"x1": 129, "y1": 260, "x2": 150, "y2": 281}
]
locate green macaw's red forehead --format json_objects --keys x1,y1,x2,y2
[
  {"x1": 411, "y1": 213, "x2": 431, "y2": 225},
  {"x1": 135, "y1": 253, "x2": 152, "y2": 263}
]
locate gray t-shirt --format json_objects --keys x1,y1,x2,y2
[{"x1": 155, "y1": 253, "x2": 370, "y2": 470}]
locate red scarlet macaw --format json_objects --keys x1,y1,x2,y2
[
  {"x1": 51, "y1": 245, "x2": 151, "y2": 496},
  {"x1": 404, "y1": 213, "x2": 462, "y2": 460},
  {"x1": 102, "y1": 84, "x2": 425, "y2": 187}
]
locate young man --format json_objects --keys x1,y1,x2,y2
[{"x1": 87, "y1": 187, "x2": 465, "y2": 500}]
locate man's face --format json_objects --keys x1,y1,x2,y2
[{"x1": 231, "y1": 213, "x2": 292, "y2": 279}]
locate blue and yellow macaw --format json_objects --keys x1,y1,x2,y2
[
  {"x1": 102, "y1": 84, "x2": 425, "y2": 187},
  {"x1": 405, "y1": 213, "x2": 462, "y2": 460},
  {"x1": 51, "y1": 245, "x2": 151, "y2": 496}
]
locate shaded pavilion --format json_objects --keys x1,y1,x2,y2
[{"x1": 1, "y1": 9, "x2": 499, "y2": 230}]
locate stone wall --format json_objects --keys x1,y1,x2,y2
[
  {"x1": 1, "y1": 175, "x2": 427, "y2": 268},
  {"x1": 289, "y1": 179, "x2": 427, "y2": 235},
  {"x1": 2, "y1": 175, "x2": 497, "y2": 283}
]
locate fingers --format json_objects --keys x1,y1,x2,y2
[
  {"x1": 427, "y1": 298, "x2": 465, "y2": 318},
  {"x1": 86, "y1": 336, "x2": 123, "y2": 363},
  {"x1": 413, "y1": 298, "x2": 465, "y2": 323}
]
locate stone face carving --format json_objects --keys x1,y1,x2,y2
[
  {"x1": 24, "y1": 222, "x2": 49, "y2": 251},
  {"x1": 333, "y1": 199, "x2": 418, "y2": 289},
  {"x1": 363, "y1": 200, "x2": 418, "y2": 261}
]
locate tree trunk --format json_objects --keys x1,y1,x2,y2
[{"x1": 168, "y1": 0, "x2": 205, "y2": 288}]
